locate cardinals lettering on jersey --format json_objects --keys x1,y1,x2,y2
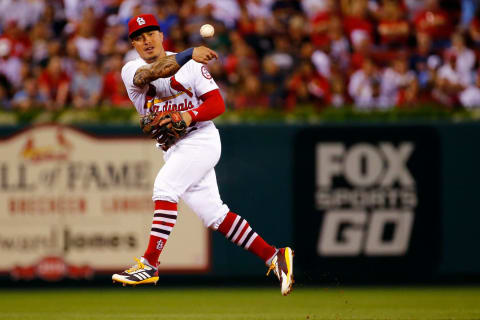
[{"x1": 146, "y1": 76, "x2": 195, "y2": 113}]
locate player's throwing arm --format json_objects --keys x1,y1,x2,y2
[{"x1": 133, "y1": 47, "x2": 218, "y2": 88}]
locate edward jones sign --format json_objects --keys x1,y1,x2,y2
[
  {"x1": 294, "y1": 126, "x2": 442, "y2": 282},
  {"x1": 0, "y1": 125, "x2": 209, "y2": 281}
]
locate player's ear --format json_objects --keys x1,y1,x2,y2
[{"x1": 131, "y1": 35, "x2": 139, "y2": 46}]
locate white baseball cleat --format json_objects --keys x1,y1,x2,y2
[
  {"x1": 267, "y1": 247, "x2": 294, "y2": 296},
  {"x1": 112, "y1": 257, "x2": 159, "y2": 286}
]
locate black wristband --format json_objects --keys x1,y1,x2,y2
[{"x1": 175, "y1": 47, "x2": 194, "y2": 67}]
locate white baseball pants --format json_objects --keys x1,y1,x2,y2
[{"x1": 152, "y1": 126, "x2": 229, "y2": 228}]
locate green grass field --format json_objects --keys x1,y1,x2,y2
[{"x1": 0, "y1": 286, "x2": 479, "y2": 320}]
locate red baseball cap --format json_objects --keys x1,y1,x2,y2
[{"x1": 128, "y1": 14, "x2": 161, "y2": 39}]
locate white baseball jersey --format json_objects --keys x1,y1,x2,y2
[
  {"x1": 121, "y1": 52, "x2": 219, "y2": 132},
  {"x1": 121, "y1": 52, "x2": 229, "y2": 228}
]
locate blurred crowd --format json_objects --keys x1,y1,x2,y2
[{"x1": 1, "y1": 0, "x2": 480, "y2": 112}]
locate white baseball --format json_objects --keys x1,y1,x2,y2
[{"x1": 200, "y1": 24, "x2": 215, "y2": 38}]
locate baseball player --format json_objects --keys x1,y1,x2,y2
[{"x1": 112, "y1": 14, "x2": 294, "y2": 296}]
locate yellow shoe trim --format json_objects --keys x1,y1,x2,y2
[
  {"x1": 266, "y1": 262, "x2": 275, "y2": 276},
  {"x1": 285, "y1": 247, "x2": 293, "y2": 279},
  {"x1": 126, "y1": 258, "x2": 145, "y2": 273},
  {"x1": 282, "y1": 247, "x2": 294, "y2": 296},
  {"x1": 113, "y1": 276, "x2": 159, "y2": 286}
]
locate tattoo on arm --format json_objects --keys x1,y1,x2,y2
[{"x1": 133, "y1": 55, "x2": 181, "y2": 87}]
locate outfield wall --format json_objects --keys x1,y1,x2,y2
[{"x1": 0, "y1": 122, "x2": 479, "y2": 283}]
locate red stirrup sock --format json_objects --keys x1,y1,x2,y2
[
  {"x1": 143, "y1": 200, "x2": 177, "y2": 266},
  {"x1": 217, "y1": 211, "x2": 277, "y2": 263}
]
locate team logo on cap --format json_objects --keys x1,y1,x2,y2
[{"x1": 136, "y1": 17, "x2": 146, "y2": 26}]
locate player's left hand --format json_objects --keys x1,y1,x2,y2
[
  {"x1": 192, "y1": 46, "x2": 218, "y2": 64},
  {"x1": 140, "y1": 111, "x2": 188, "y2": 151}
]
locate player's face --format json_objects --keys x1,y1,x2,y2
[{"x1": 132, "y1": 30, "x2": 164, "y2": 63}]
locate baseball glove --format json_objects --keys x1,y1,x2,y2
[{"x1": 140, "y1": 111, "x2": 187, "y2": 150}]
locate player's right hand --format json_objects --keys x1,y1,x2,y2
[{"x1": 192, "y1": 46, "x2": 218, "y2": 64}]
